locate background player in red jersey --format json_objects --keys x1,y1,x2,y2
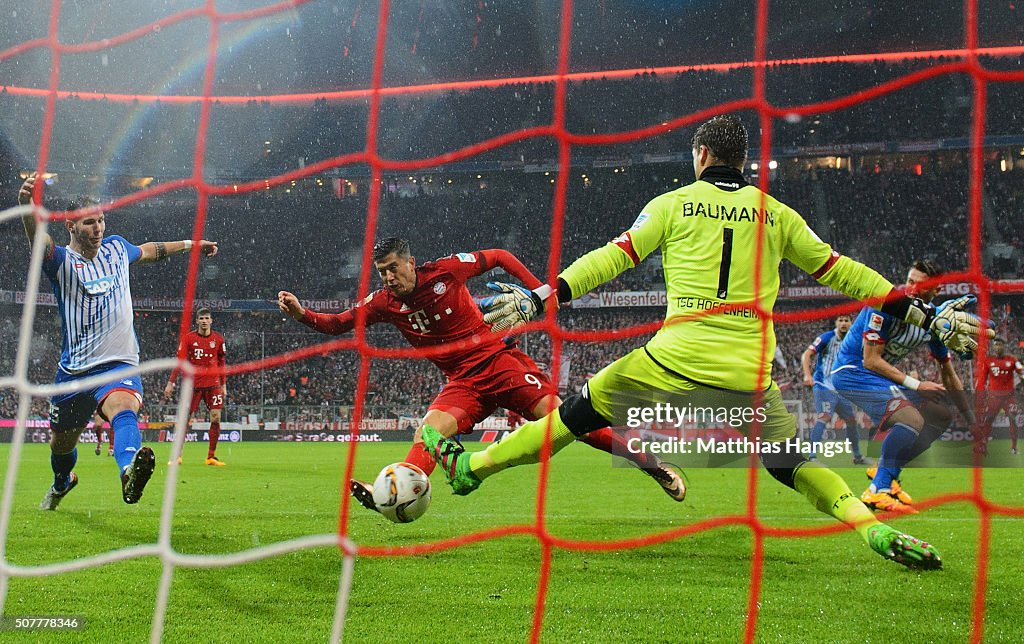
[
  {"x1": 977, "y1": 337, "x2": 1024, "y2": 455},
  {"x1": 92, "y1": 411, "x2": 113, "y2": 457},
  {"x1": 163, "y1": 308, "x2": 228, "y2": 466},
  {"x1": 506, "y1": 410, "x2": 525, "y2": 431},
  {"x1": 278, "y1": 237, "x2": 685, "y2": 516}
]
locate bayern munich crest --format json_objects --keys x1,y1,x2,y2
[{"x1": 433, "y1": 282, "x2": 447, "y2": 295}]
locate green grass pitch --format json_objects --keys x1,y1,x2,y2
[{"x1": 0, "y1": 441, "x2": 1021, "y2": 643}]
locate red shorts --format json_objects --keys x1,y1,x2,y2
[
  {"x1": 429, "y1": 348, "x2": 553, "y2": 434},
  {"x1": 190, "y1": 386, "x2": 225, "y2": 414},
  {"x1": 984, "y1": 392, "x2": 1018, "y2": 419}
]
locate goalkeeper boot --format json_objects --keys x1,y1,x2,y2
[
  {"x1": 421, "y1": 424, "x2": 481, "y2": 495},
  {"x1": 645, "y1": 461, "x2": 687, "y2": 502},
  {"x1": 350, "y1": 479, "x2": 380, "y2": 513},
  {"x1": 39, "y1": 472, "x2": 78, "y2": 511},
  {"x1": 121, "y1": 447, "x2": 155, "y2": 504},
  {"x1": 867, "y1": 524, "x2": 942, "y2": 570},
  {"x1": 860, "y1": 488, "x2": 917, "y2": 515}
]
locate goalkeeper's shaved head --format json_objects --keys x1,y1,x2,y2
[{"x1": 692, "y1": 115, "x2": 748, "y2": 169}]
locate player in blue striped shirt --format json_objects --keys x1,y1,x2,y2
[
  {"x1": 18, "y1": 173, "x2": 218, "y2": 510},
  {"x1": 800, "y1": 314, "x2": 868, "y2": 464},
  {"x1": 831, "y1": 260, "x2": 975, "y2": 514}
]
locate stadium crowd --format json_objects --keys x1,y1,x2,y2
[
  {"x1": 2, "y1": 302, "x2": 1011, "y2": 427},
  {"x1": 2, "y1": 159, "x2": 1022, "y2": 302}
]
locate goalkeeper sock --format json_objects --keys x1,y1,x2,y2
[
  {"x1": 809, "y1": 419, "x2": 826, "y2": 458},
  {"x1": 579, "y1": 428, "x2": 656, "y2": 469},
  {"x1": 111, "y1": 409, "x2": 142, "y2": 472},
  {"x1": 794, "y1": 461, "x2": 880, "y2": 541},
  {"x1": 469, "y1": 408, "x2": 577, "y2": 480},
  {"x1": 51, "y1": 448, "x2": 77, "y2": 491},
  {"x1": 404, "y1": 441, "x2": 437, "y2": 476}
]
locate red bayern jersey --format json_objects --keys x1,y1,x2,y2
[
  {"x1": 171, "y1": 330, "x2": 226, "y2": 389},
  {"x1": 984, "y1": 355, "x2": 1023, "y2": 392},
  {"x1": 300, "y1": 250, "x2": 542, "y2": 380}
]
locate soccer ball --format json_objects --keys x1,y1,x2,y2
[{"x1": 371, "y1": 462, "x2": 432, "y2": 523}]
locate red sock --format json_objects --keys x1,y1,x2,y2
[
  {"x1": 404, "y1": 443, "x2": 436, "y2": 476},
  {"x1": 208, "y1": 421, "x2": 220, "y2": 459},
  {"x1": 579, "y1": 427, "x2": 656, "y2": 470},
  {"x1": 1011, "y1": 422, "x2": 1018, "y2": 450},
  {"x1": 108, "y1": 428, "x2": 114, "y2": 450}
]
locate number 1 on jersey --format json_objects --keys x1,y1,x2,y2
[{"x1": 717, "y1": 227, "x2": 734, "y2": 299}]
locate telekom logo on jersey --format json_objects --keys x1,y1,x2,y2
[{"x1": 407, "y1": 309, "x2": 432, "y2": 332}]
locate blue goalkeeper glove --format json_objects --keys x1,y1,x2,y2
[
  {"x1": 929, "y1": 295, "x2": 992, "y2": 358},
  {"x1": 480, "y1": 282, "x2": 544, "y2": 332}
]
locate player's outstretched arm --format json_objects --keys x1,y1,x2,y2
[
  {"x1": 481, "y1": 240, "x2": 633, "y2": 332},
  {"x1": 939, "y1": 360, "x2": 975, "y2": 424},
  {"x1": 278, "y1": 291, "x2": 305, "y2": 321},
  {"x1": 278, "y1": 290, "x2": 361, "y2": 336},
  {"x1": 800, "y1": 347, "x2": 816, "y2": 387},
  {"x1": 137, "y1": 239, "x2": 218, "y2": 263},
  {"x1": 16, "y1": 173, "x2": 54, "y2": 256}
]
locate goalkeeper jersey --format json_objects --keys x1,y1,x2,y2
[{"x1": 559, "y1": 166, "x2": 895, "y2": 391}]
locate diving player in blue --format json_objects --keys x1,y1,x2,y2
[
  {"x1": 18, "y1": 173, "x2": 218, "y2": 509},
  {"x1": 800, "y1": 314, "x2": 869, "y2": 464},
  {"x1": 831, "y1": 260, "x2": 975, "y2": 514}
]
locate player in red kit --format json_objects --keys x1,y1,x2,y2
[
  {"x1": 163, "y1": 308, "x2": 228, "y2": 466},
  {"x1": 278, "y1": 238, "x2": 686, "y2": 517},
  {"x1": 506, "y1": 410, "x2": 525, "y2": 431},
  {"x1": 92, "y1": 411, "x2": 113, "y2": 457},
  {"x1": 977, "y1": 337, "x2": 1024, "y2": 455}
]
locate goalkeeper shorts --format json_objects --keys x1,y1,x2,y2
[{"x1": 585, "y1": 347, "x2": 796, "y2": 443}]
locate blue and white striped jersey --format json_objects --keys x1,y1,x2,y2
[
  {"x1": 832, "y1": 306, "x2": 948, "y2": 376},
  {"x1": 42, "y1": 235, "x2": 142, "y2": 373},
  {"x1": 807, "y1": 329, "x2": 843, "y2": 388}
]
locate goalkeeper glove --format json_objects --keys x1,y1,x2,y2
[
  {"x1": 480, "y1": 282, "x2": 546, "y2": 332},
  {"x1": 911, "y1": 294, "x2": 991, "y2": 358}
]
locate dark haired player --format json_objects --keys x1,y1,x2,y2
[
  {"x1": 426, "y1": 115, "x2": 990, "y2": 570},
  {"x1": 163, "y1": 307, "x2": 228, "y2": 466},
  {"x1": 832, "y1": 261, "x2": 976, "y2": 514},
  {"x1": 17, "y1": 172, "x2": 218, "y2": 509},
  {"x1": 279, "y1": 237, "x2": 686, "y2": 517},
  {"x1": 800, "y1": 314, "x2": 868, "y2": 464},
  {"x1": 976, "y1": 336, "x2": 1024, "y2": 455}
]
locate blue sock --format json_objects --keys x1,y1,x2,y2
[
  {"x1": 809, "y1": 420, "x2": 826, "y2": 458},
  {"x1": 874, "y1": 423, "x2": 918, "y2": 490},
  {"x1": 111, "y1": 410, "x2": 142, "y2": 472},
  {"x1": 844, "y1": 421, "x2": 862, "y2": 458},
  {"x1": 51, "y1": 448, "x2": 77, "y2": 491}
]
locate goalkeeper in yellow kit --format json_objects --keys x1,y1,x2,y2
[{"x1": 424, "y1": 115, "x2": 989, "y2": 570}]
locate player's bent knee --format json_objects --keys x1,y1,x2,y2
[
  {"x1": 759, "y1": 441, "x2": 807, "y2": 490},
  {"x1": 921, "y1": 403, "x2": 952, "y2": 426},
  {"x1": 559, "y1": 393, "x2": 609, "y2": 437}
]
